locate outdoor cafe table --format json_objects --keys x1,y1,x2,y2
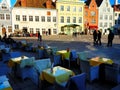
[
  {"x1": 0, "y1": 75, "x2": 13, "y2": 90},
  {"x1": 90, "y1": 57, "x2": 113, "y2": 66},
  {"x1": 40, "y1": 66, "x2": 75, "y2": 84},
  {"x1": 8, "y1": 56, "x2": 29, "y2": 67},
  {"x1": 56, "y1": 50, "x2": 70, "y2": 60}
]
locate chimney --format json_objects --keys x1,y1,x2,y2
[
  {"x1": 46, "y1": 0, "x2": 52, "y2": 9},
  {"x1": 21, "y1": 0, "x2": 27, "y2": 7}
]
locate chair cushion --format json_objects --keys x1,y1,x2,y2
[{"x1": 34, "y1": 58, "x2": 51, "y2": 73}]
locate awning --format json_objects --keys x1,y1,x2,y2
[{"x1": 89, "y1": 26, "x2": 98, "y2": 29}]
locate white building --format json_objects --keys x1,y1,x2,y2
[
  {"x1": 12, "y1": 7, "x2": 57, "y2": 35},
  {"x1": 0, "y1": 0, "x2": 12, "y2": 37},
  {"x1": 98, "y1": 0, "x2": 114, "y2": 34},
  {"x1": 113, "y1": 0, "x2": 120, "y2": 33}
]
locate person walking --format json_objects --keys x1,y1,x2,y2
[
  {"x1": 93, "y1": 30, "x2": 98, "y2": 46},
  {"x1": 38, "y1": 31, "x2": 40, "y2": 41},
  {"x1": 97, "y1": 30, "x2": 102, "y2": 46},
  {"x1": 107, "y1": 30, "x2": 114, "y2": 47}
]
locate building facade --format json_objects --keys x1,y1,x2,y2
[
  {"x1": 98, "y1": 0, "x2": 114, "y2": 34},
  {"x1": 0, "y1": 0, "x2": 12, "y2": 37},
  {"x1": 56, "y1": 0, "x2": 85, "y2": 35},
  {"x1": 113, "y1": 1, "x2": 120, "y2": 33},
  {"x1": 12, "y1": 7, "x2": 57, "y2": 35},
  {"x1": 84, "y1": 0, "x2": 98, "y2": 34}
]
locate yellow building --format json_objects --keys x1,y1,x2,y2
[{"x1": 56, "y1": 0, "x2": 85, "y2": 35}]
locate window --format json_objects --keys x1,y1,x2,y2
[
  {"x1": 100, "y1": 15, "x2": 103, "y2": 20},
  {"x1": 36, "y1": 28, "x2": 40, "y2": 33},
  {"x1": 61, "y1": 16, "x2": 64, "y2": 23},
  {"x1": 73, "y1": 6, "x2": 76, "y2": 12},
  {"x1": 14, "y1": 24, "x2": 19, "y2": 29},
  {"x1": 85, "y1": 12, "x2": 88, "y2": 16},
  {"x1": 109, "y1": 23, "x2": 112, "y2": 27},
  {"x1": 16, "y1": 15, "x2": 20, "y2": 21},
  {"x1": 103, "y1": 8, "x2": 106, "y2": 12},
  {"x1": 115, "y1": 13, "x2": 117, "y2": 16},
  {"x1": 67, "y1": 17, "x2": 70, "y2": 23},
  {"x1": 30, "y1": 28, "x2": 34, "y2": 33},
  {"x1": 1, "y1": 3, "x2": 7, "y2": 9},
  {"x1": 47, "y1": 16, "x2": 51, "y2": 22},
  {"x1": 73, "y1": 17, "x2": 76, "y2": 23},
  {"x1": 8, "y1": 26, "x2": 12, "y2": 32},
  {"x1": 107, "y1": 8, "x2": 110, "y2": 12},
  {"x1": 53, "y1": 29, "x2": 57, "y2": 34},
  {"x1": 104, "y1": 22, "x2": 107, "y2": 27},
  {"x1": 109, "y1": 15, "x2": 112, "y2": 20},
  {"x1": 29, "y1": 16, "x2": 33, "y2": 21},
  {"x1": 22, "y1": 15, "x2": 27, "y2": 21},
  {"x1": 35, "y1": 16, "x2": 39, "y2": 22},
  {"x1": 100, "y1": 22, "x2": 103, "y2": 27},
  {"x1": 79, "y1": 7, "x2": 82, "y2": 12},
  {"x1": 42, "y1": 28, "x2": 46, "y2": 35},
  {"x1": 91, "y1": 11, "x2": 96, "y2": 16},
  {"x1": 6, "y1": 14, "x2": 10, "y2": 20},
  {"x1": 78, "y1": 17, "x2": 82, "y2": 23},
  {"x1": 105, "y1": 15, "x2": 108, "y2": 20},
  {"x1": 53, "y1": 17, "x2": 56, "y2": 22},
  {"x1": 0, "y1": 14, "x2": 4, "y2": 20},
  {"x1": 67, "y1": 6, "x2": 70, "y2": 11},
  {"x1": 91, "y1": 19, "x2": 96, "y2": 24},
  {"x1": 41, "y1": 16, "x2": 45, "y2": 22},
  {"x1": 60, "y1": 5, "x2": 64, "y2": 11}
]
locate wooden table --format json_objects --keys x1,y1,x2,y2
[
  {"x1": 8, "y1": 56, "x2": 28, "y2": 67},
  {"x1": 40, "y1": 66, "x2": 74, "y2": 84},
  {"x1": 90, "y1": 57, "x2": 113, "y2": 66}
]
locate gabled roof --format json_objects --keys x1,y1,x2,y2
[
  {"x1": 14, "y1": 0, "x2": 56, "y2": 9},
  {"x1": 85, "y1": 0, "x2": 103, "y2": 7}
]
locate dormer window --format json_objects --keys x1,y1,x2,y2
[{"x1": 1, "y1": 3, "x2": 7, "y2": 9}]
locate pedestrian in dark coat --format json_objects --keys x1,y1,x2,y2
[
  {"x1": 38, "y1": 31, "x2": 42, "y2": 42},
  {"x1": 93, "y1": 30, "x2": 98, "y2": 46},
  {"x1": 97, "y1": 30, "x2": 102, "y2": 46},
  {"x1": 107, "y1": 30, "x2": 114, "y2": 47}
]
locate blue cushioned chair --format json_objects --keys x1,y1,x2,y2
[
  {"x1": 55, "y1": 73, "x2": 86, "y2": 90},
  {"x1": 104, "y1": 64, "x2": 120, "y2": 84},
  {"x1": 38, "y1": 49, "x2": 45, "y2": 59},
  {"x1": 16, "y1": 57, "x2": 39, "y2": 86},
  {"x1": 52, "y1": 54, "x2": 61, "y2": 66},
  {"x1": 80, "y1": 60, "x2": 99, "y2": 82},
  {"x1": 65, "y1": 50, "x2": 78, "y2": 68},
  {"x1": 10, "y1": 51, "x2": 21, "y2": 58}
]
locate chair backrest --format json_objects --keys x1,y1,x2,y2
[
  {"x1": 20, "y1": 57, "x2": 35, "y2": 68},
  {"x1": 10, "y1": 51, "x2": 21, "y2": 58},
  {"x1": 70, "y1": 50, "x2": 77, "y2": 61},
  {"x1": 38, "y1": 49, "x2": 44, "y2": 59},
  {"x1": 80, "y1": 60, "x2": 90, "y2": 73},
  {"x1": 67, "y1": 73, "x2": 86, "y2": 90},
  {"x1": 78, "y1": 51, "x2": 88, "y2": 61},
  {"x1": 53, "y1": 54, "x2": 61, "y2": 66},
  {"x1": 105, "y1": 64, "x2": 120, "y2": 84},
  {"x1": 34, "y1": 58, "x2": 51, "y2": 73}
]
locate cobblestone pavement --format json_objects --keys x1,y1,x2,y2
[{"x1": 13, "y1": 35, "x2": 120, "y2": 64}]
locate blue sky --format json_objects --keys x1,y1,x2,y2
[{"x1": 0, "y1": 0, "x2": 120, "y2": 7}]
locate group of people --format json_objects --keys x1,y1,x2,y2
[{"x1": 93, "y1": 29, "x2": 114, "y2": 47}]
